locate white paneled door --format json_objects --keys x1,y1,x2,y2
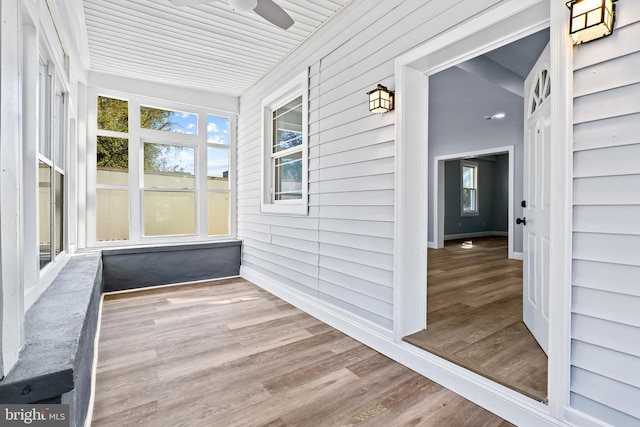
[{"x1": 522, "y1": 43, "x2": 551, "y2": 355}]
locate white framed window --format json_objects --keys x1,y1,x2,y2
[
  {"x1": 261, "y1": 71, "x2": 308, "y2": 215},
  {"x1": 89, "y1": 91, "x2": 235, "y2": 246},
  {"x1": 37, "y1": 59, "x2": 68, "y2": 271},
  {"x1": 142, "y1": 140, "x2": 197, "y2": 237},
  {"x1": 461, "y1": 160, "x2": 479, "y2": 216}
]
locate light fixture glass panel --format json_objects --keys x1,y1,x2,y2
[
  {"x1": 572, "y1": 15, "x2": 586, "y2": 31},
  {"x1": 572, "y1": 0, "x2": 601, "y2": 16},
  {"x1": 586, "y1": 9, "x2": 602, "y2": 26}
]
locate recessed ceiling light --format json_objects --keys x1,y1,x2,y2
[{"x1": 484, "y1": 112, "x2": 506, "y2": 120}]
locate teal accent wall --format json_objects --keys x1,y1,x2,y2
[{"x1": 444, "y1": 154, "x2": 508, "y2": 236}]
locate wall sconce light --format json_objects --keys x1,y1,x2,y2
[
  {"x1": 566, "y1": 0, "x2": 616, "y2": 44},
  {"x1": 367, "y1": 84, "x2": 394, "y2": 113}
]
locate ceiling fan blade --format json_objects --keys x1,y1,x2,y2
[
  {"x1": 169, "y1": 0, "x2": 211, "y2": 7},
  {"x1": 253, "y1": 0, "x2": 294, "y2": 30}
]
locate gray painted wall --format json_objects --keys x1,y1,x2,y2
[
  {"x1": 444, "y1": 155, "x2": 508, "y2": 237},
  {"x1": 493, "y1": 154, "x2": 509, "y2": 232},
  {"x1": 428, "y1": 66, "x2": 524, "y2": 252},
  {"x1": 570, "y1": 2, "x2": 640, "y2": 424}
]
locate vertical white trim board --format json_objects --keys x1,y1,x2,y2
[
  {"x1": 433, "y1": 145, "x2": 515, "y2": 260},
  {"x1": 394, "y1": 0, "x2": 574, "y2": 424}
]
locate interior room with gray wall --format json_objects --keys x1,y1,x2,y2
[
  {"x1": 427, "y1": 29, "x2": 549, "y2": 253},
  {"x1": 444, "y1": 154, "x2": 509, "y2": 238}
]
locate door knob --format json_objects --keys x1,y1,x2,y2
[{"x1": 516, "y1": 217, "x2": 527, "y2": 225}]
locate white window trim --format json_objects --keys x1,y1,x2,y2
[
  {"x1": 87, "y1": 88, "x2": 237, "y2": 247},
  {"x1": 260, "y1": 70, "x2": 309, "y2": 216},
  {"x1": 394, "y1": 1, "x2": 574, "y2": 424},
  {"x1": 2, "y1": 0, "x2": 73, "y2": 376},
  {"x1": 461, "y1": 160, "x2": 479, "y2": 216}
]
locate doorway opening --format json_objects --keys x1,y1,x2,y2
[{"x1": 404, "y1": 28, "x2": 550, "y2": 403}]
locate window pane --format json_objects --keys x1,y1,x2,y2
[
  {"x1": 54, "y1": 91, "x2": 65, "y2": 168},
  {"x1": 140, "y1": 105, "x2": 198, "y2": 134},
  {"x1": 144, "y1": 191, "x2": 196, "y2": 236},
  {"x1": 207, "y1": 114, "x2": 230, "y2": 145},
  {"x1": 39, "y1": 63, "x2": 51, "y2": 157},
  {"x1": 463, "y1": 188, "x2": 476, "y2": 212},
  {"x1": 97, "y1": 136, "x2": 129, "y2": 185},
  {"x1": 96, "y1": 189, "x2": 129, "y2": 241},
  {"x1": 208, "y1": 192, "x2": 229, "y2": 235},
  {"x1": 272, "y1": 96, "x2": 303, "y2": 153},
  {"x1": 39, "y1": 161, "x2": 51, "y2": 268},
  {"x1": 207, "y1": 147, "x2": 229, "y2": 189},
  {"x1": 463, "y1": 166, "x2": 474, "y2": 188},
  {"x1": 97, "y1": 96, "x2": 128, "y2": 132},
  {"x1": 54, "y1": 172, "x2": 64, "y2": 255},
  {"x1": 144, "y1": 143, "x2": 195, "y2": 189},
  {"x1": 274, "y1": 151, "x2": 302, "y2": 201}
]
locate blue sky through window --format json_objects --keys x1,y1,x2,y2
[
  {"x1": 168, "y1": 111, "x2": 198, "y2": 134},
  {"x1": 208, "y1": 147, "x2": 229, "y2": 178},
  {"x1": 143, "y1": 113, "x2": 230, "y2": 177},
  {"x1": 207, "y1": 115, "x2": 230, "y2": 145}
]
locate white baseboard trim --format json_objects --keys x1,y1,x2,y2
[
  {"x1": 513, "y1": 251, "x2": 524, "y2": 260},
  {"x1": 240, "y1": 266, "x2": 394, "y2": 341},
  {"x1": 564, "y1": 408, "x2": 614, "y2": 427},
  {"x1": 427, "y1": 241, "x2": 437, "y2": 249},
  {"x1": 444, "y1": 231, "x2": 509, "y2": 240},
  {"x1": 84, "y1": 294, "x2": 105, "y2": 427},
  {"x1": 240, "y1": 266, "x2": 567, "y2": 427}
]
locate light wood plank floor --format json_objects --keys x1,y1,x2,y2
[
  {"x1": 404, "y1": 237, "x2": 548, "y2": 402},
  {"x1": 91, "y1": 278, "x2": 513, "y2": 427}
]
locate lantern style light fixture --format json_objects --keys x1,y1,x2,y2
[
  {"x1": 367, "y1": 84, "x2": 394, "y2": 114},
  {"x1": 566, "y1": 0, "x2": 616, "y2": 44}
]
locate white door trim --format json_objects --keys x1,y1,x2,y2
[
  {"x1": 433, "y1": 146, "x2": 515, "y2": 260},
  {"x1": 394, "y1": 0, "x2": 573, "y2": 423}
]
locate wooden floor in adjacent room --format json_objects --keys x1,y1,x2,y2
[
  {"x1": 404, "y1": 236, "x2": 548, "y2": 403},
  {"x1": 91, "y1": 278, "x2": 513, "y2": 427}
]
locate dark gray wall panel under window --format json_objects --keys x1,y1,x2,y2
[{"x1": 102, "y1": 241, "x2": 241, "y2": 292}]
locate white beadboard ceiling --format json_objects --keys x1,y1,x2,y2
[{"x1": 82, "y1": 0, "x2": 352, "y2": 95}]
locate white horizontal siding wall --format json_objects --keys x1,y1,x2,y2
[
  {"x1": 238, "y1": 0, "x2": 504, "y2": 330},
  {"x1": 571, "y1": 2, "x2": 640, "y2": 425}
]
